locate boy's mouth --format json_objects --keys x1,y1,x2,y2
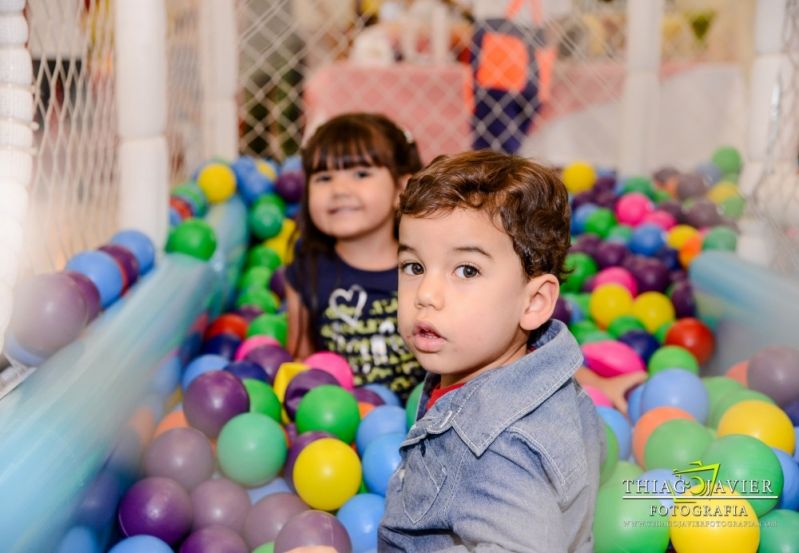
[{"x1": 411, "y1": 321, "x2": 446, "y2": 353}]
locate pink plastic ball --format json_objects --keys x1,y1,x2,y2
[
  {"x1": 235, "y1": 335, "x2": 282, "y2": 361},
  {"x1": 592, "y1": 267, "x2": 638, "y2": 296},
  {"x1": 615, "y1": 193, "x2": 653, "y2": 226},
  {"x1": 584, "y1": 385, "x2": 613, "y2": 408},
  {"x1": 582, "y1": 340, "x2": 646, "y2": 377},
  {"x1": 303, "y1": 351, "x2": 354, "y2": 390},
  {"x1": 641, "y1": 210, "x2": 676, "y2": 231}
]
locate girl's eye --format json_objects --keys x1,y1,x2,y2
[
  {"x1": 354, "y1": 169, "x2": 372, "y2": 179},
  {"x1": 311, "y1": 173, "x2": 331, "y2": 183},
  {"x1": 455, "y1": 264, "x2": 480, "y2": 279},
  {"x1": 400, "y1": 262, "x2": 424, "y2": 276}
]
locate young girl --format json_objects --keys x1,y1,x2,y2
[{"x1": 285, "y1": 113, "x2": 426, "y2": 400}]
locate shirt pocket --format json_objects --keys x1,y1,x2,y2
[{"x1": 400, "y1": 439, "x2": 448, "y2": 524}]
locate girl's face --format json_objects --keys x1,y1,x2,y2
[{"x1": 307, "y1": 165, "x2": 399, "y2": 242}]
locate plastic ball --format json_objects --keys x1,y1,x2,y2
[
  {"x1": 561, "y1": 252, "x2": 598, "y2": 293},
  {"x1": 182, "y1": 354, "x2": 229, "y2": 390},
  {"x1": 703, "y1": 225, "x2": 737, "y2": 251},
  {"x1": 617, "y1": 329, "x2": 660, "y2": 363},
  {"x1": 247, "y1": 477, "x2": 292, "y2": 505},
  {"x1": 773, "y1": 449, "x2": 799, "y2": 510},
  {"x1": 678, "y1": 233, "x2": 703, "y2": 267},
  {"x1": 632, "y1": 292, "x2": 675, "y2": 333},
  {"x1": 748, "y1": 346, "x2": 799, "y2": 408},
  {"x1": 337, "y1": 493, "x2": 385, "y2": 553},
  {"x1": 712, "y1": 146, "x2": 743, "y2": 175},
  {"x1": 118, "y1": 477, "x2": 192, "y2": 545},
  {"x1": 594, "y1": 268, "x2": 638, "y2": 297},
  {"x1": 244, "y1": 344, "x2": 292, "y2": 383},
  {"x1": 627, "y1": 383, "x2": 646, "y2": 425},
  {"x1": 582, "y1": 340, "x2": 645, "y2": 378},
  {"x1": 668, "y1": 280, "x2": 696, "y2": 318},
  {"x1": 247, "y1": 245, "x2": 283, "y2": 272},
  {"x1": 154, "y1": 409, "x2": 189, "y2": 438},
  {"x1": 184, "y1": 371, "x2": 250, "y2": 438},
  {"x1": 190, "y1": 478, "x2": 251, "y2": 533},
  {"x1": 237, "y1": 336, "x2": 282, "y2": 360},
  {"x1": 249, "y1": 202, "x2": 284, "y2": 241},
  {"x1": 263, "y1": 219, "x2": 297, "y2": 265},
  {"x1": 406, "y1": 383, "x2": 423, "y2": 427},
  {"x1": 362, "y1": 432, "x2": 404, "y2": 496},
  {"x1": 166, "y1": 219, "x2": 217, "y2": 261},
  {"x1": 596, "y1": 406, "x2": 632, "y2": 461},
  {"x1": 111, "y1": 229, "x2": 156, "y2": 274},
  {"x1": 684, "y1": 198, "x2": 721, "y2": 228},
  {"x1": 293, "y1": 438, "x2": 362, "y2": 511},
  {"x1": 632, "y1": 406, "x2": 694, "y2": 466},
  {"x1": 720, "y1": 194, "x2": 746, "y2": 219},
  {"x1": 664, "y1": 318, "x2": 714, "y2": 365},
  {"x1": 615, "y1": 192, "x2": 653, "y2": 226},
  {"x1": 198, "y1": 162, "x2": 236, "y2": 203},
  {"x1": 284, "y1": 431, "x2": 334, "y2": 490},
  {"x1": 353, "y1": 387, "x2": 387, "y2": 408},
  {"x1": 242, "y1": 379, "x2": 282, "y2": 422},
  {"x1": 206, "y1": 314, "x2": 248, "y2": 341},
  {"x1": 648, "y1": 345, "x2": 698, "y2": 377},
  {"x1": 703, "y1": 375, "x2": 743, "y2": 414},
  {"x1": 621, "y1": 176, "x2": 655, "y2": 198},
  {"x1": 304, "y1": 351, "x2": 355, "y2": 390},
  {"x1": 707, "y1": 181, "x2": 739, "y2": 204},
  {"x1": 709, "y1": 387, "x2": 775, "y2": 429},
  {"x1": 284, "y1": 369, "x2": 340, "y2": 420},
  {"x1": 641, "y1": 368, "x2": 708, "y2": 423},
  {"x1": 628, "y1": 224, "x2": 665, "y2": 257},
  {"x1": 562, "y1": 161, "x2": 596, "y2": 195},
  {"x1": 552, "y1": 297, "x2": 572, "y2": 324},
  {"x1": 589, "y1": 284, "x2": 634, "y2": 329},
  {"x1": 643, "y1": 418, "x2": 713, "y2": 470},
  {"x1": 64, "y1": 271, "x2": 102, "y2": 322},
  {"x1": 248, "y1": 313, "x2": 288, "y2": 346},
  {"x1": 9, "y1": 273, "x2": 90, "y2": 357},
  {"x1": 201, "y1": 334, "x2": 242, "y2": 360},
  {"x1": 703, "y1": 434, "x2": 784, "y2": 517},
  {"x1": 275, "y1": 171, "x2": 305, "y2": 204},
  {"x1": 174, "y1": 181, "x2": 210, "y2": 215},
  {"x1": 217, "y1": 412, "x2": 287, "y2": 487},
  {"x1": 572, "y1": 203, "x2": 598, "y2": 234},
  {"x1": 585, "y1": 385, "x2": 613, "y2": 408},
  {"x1": 236, "y1": 287, "x2": 279, "y2": 314},
  {"x1": 239, "y1": 266, "x2": 273, "y2": 292},
  {"x1": 295, "y1": 385, "x2": 361, "y2": 444},
  {"x1": 667, "y1": 225, "x2": 700, "y2": 250},
  {"x1": 606, "y1": 224, "x2": 633, "y2": 244},
  {"x1": 66, "y1": 250, "x2": 124, "y2": 308},
  {"x1": 584, "y1": 207, "x2": 617, "y2": 238},
  {"x1": 142, "y1": 427, "x2": 214, "y2": 491},
  {"x1": 109, "y1": 536, "x2": 174, "y2": 553},
  {"x1": 356, "y1": 405, "x2": 407, "y2": 455},
  {"x1": 270, "y1": 267, "x2": 287, "y2": 300},
  {"x1": 227, "y1": 360, "x2": 268, "y2": 382},
  {"x1": 593, "y1": 241, "x2": 629, "y2": 269},
  {"x1": 98, "y1": 244, "x2": 140, "y2": 292},
  {"x1": 676, "y1": 172, "x2": 710, "y2": 201},
  {"x1": 759, "y1": 509, "x2": 799, "y2": 552},
  {"x1": 640, "y1": 210, "x2": 676, "y2": 231},
  {"x1": 274, "y1": 510, "x2": 351, "y2": 553},
  {"x1": 179, "y1": 526, "x2": 249, "y2": 553},
  {"x1": 244, "y1": 493, "x2": 309, "y2": 549},
  {"x1": 718, "y1": 400, "x2": 795, "y2": 454}
]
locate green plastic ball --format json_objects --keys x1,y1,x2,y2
[
  {"x1": 712, "y1": 146, "x2": 743, "y2": 175},
  {"x1": 600, "y1": 424, "x2": 619, "y2": 485},
  {"x1": 702, "y1": 376, "x2": 743, "y2": 418},
  {"x1": 295, "y1": 385, "x2": 361, "y2": 444},
  {"x1": 253, "y1": 543, "x2": 275, "y2": 553},
  {"x1": 583, "y1": 208, "x2": 617, "y2": 238},
  {"x1": 622, "y1": 176, "x2": 656, "y2": 198},
  {"x1": 173, "y1": 181, "x2": 209, "y2": 216},
  {"x1": 243, "y1": 379, "x2": 281, "y2": 423},
  {"x1": 239, "y1": 266, "x2": 273, "y2": 291},
  {"x1": 719, "y1": 195, "x2": 746, "y2": 219},
  {"x1": 607, "y1": 315, "x2": 647, "y2": 339},
  {"x1": 653, "y1": 321, "x2": 673, "y2": 344},
  {"x1": 647, "y1": 345, "x2": 699, "y2": 376},
  {"x1": 255, "y1": 192, "x2": 287, "y2": 214},
  {"x1": 708, "y1": 388, "x2": 775, "y2": 429},
  {"x1": 165, "y1": 219, "x2": 217, "y2": 261},
  {"x1": 702, "y1": 434, "x2": 784, "y2": 517},
  {"x1": 217, "y1": 412, "x2": 287, "y2": 487},
  {"x1": 561, "y1": 252, "x2": 598, "y2": 293},
  {"x1": 236, "y1": 287, "x2": 279, "y2": 314},
  {"x1": 643, "y1": 418, "x2": 713, "y2": 471},
  {"x1": 759, "y1": 509, "x2": 799, "y2": 553},
  {"x1": 247, "y1": 246, "x2": 283, "y2": 272},
  {"x1": 606, "y1": 224, "x2": 633, "y2": 243},
  {"x1": 702, "y1": 226, "x2": 737, "y2": 251},
  {"x1": 593, "y1": 482, "x2": 670, "y2": 553},
  {"x1": 651, "y1": 188, "x2": 672, "y2": 203},
  {"x1": 249, "y1": 202, "x2": 284, "y2": 240},
  {"x1": 406, "y1": 382, "x2": 424, "y2": 428},
  {"x1": 605, "y1": 461, "x2": 644, "y2": 490},
  {"x1": 247, "y1": 313, "x2": 288, "y2": 346}
]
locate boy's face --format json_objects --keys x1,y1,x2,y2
[{"x1": 398, "y1": 208, "x2": 557, "y2": 386}]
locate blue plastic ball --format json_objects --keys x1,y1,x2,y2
[
  {"x1": 774, "y1": 448, "x2": 799, "y2": 510},
  {"x1": 66, "y1": 251, "x2": 124, "y2": 308},
  {"x1": 636, "y1": 468, "x2": 681, "y2": 508},
  {"x1": 362, "y1": 432, "x2": 404, "y2": 496},
  {"x1": 655, "y1": 246, "x2": 680, "y2": 272},
  {"x1": 111, "y1": 230, "x2": 156, "y2": 274},
  {"x1": 597, "y1": 406, "x2": 632, "y2": 461},
  {"x1": 181, "y1": 354, "x2": 229, "y2": 389},
  {"x1": 281, "y1": 155, "x2": 302, "y2": 173},
  {"x1": 201, "y1": 333, "x2": 241, "y2": 360},
  {"x1": 627, "y1": 383, "x2": 646, "y2": 425},
  {"x1": 640, "y1": 368, "x2": 708, "y2": 423},
  {"x1": 628, "y1": 224, "x2": 666, "y2": 257},
  {"x1": 572, "y1": 204, "x2": 598, "y2": 235},
  {"x1": 108, "y1": 535, "x2": 173, "y2": 553},
  {"x1": 618, "y1": 330, "x2": 660, "y2": 363},
  {"x1": 362, "y1": 384, "x2": 401, "y2": 407},
  {"x1": 226, "y1": 360, "x2": 268, "y2": 382},
  {"x1": 55, "y1": 526, "x2": 99, "y2": 553},
  {"x1": 337, "y1": 493, "x2": 386, "y2": 553},
  {"x1": 356, "y1": 406, "x2": 407, "y2": 454},
  {"x1": 168, "y1": 207, "x2": 182, "y2": 227}
]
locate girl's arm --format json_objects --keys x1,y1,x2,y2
[
  {"x1": 285, "y1": 281, "x2": 316, "y2": 360},
  {"x1": 575, "y1": 367, "x2": 647, "y2": 415}
]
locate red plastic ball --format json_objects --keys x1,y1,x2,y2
[
  {"x1": 664, "y1": 317, "x2": 715, "y2": 365},
  {"x1": 205, "y1": 313, "x2": 249, "y2": 341}
]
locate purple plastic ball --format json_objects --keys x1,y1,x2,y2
[
  {"x1": 243, "y1": 493, "x2": 309, "y2": 549},
  {"x1": 571, "y1": 191, "x2": 595, "y2": 211},
  {"x1": 656, "y1": 200, "x2": 684, "y2": 222},
  {"x1": 669, "y1": 280, "x2": 696, "y2": 318},
  {"x1": 284, "y1": 431, "x2": 333, "y2": 491},
  {"x1": 618, "y1": 330, "x2": 661, "y2": 363},
  {"x1": 570, "y1": 234, "x2": 602, "y2": 258},
  {"x1": 593, "y1": 189, "x2": 617, "y2": 210},
  {"x1": 684, "y1": 199, "x2": 721, "y2": 228},
  {"x1": 552, "y1": 297, "x2": 572, "y2": 325},
  {"x1": 284, "y1": 369, "x2": 341, "y2": 420},
  {"x1": 270, "y1": 267, "x2": 287, "y2": 300},
  {"x1": 99, "y1": 244, "x2": 140, "y2": 290},
  {"x1": 630, "y1": 257, "x2": 670, "y2": 293},
  {"x1": 191, "y1": 478, "x2": 251, "y2": 533},
  {"x1": 226, "y1": 360, "x2": 268, "y2": 382},
  {"x1": 234, "y1": 305, "x2": 264, "y2": 323},
  {"x1": 10, "y1": 272, "x2": 90, "y2": 357},
  {"x1": 655, "y1": 247, "x2": 680, "y2": 272},
  {"x1": 179, "y1": 526, "x2": 249, "y2": 553},
  {"x1": 143, "y1": 427, "x2": 215, "y2": 491},
  {"x1": 184, "y1": 371, "x2": 250, "y2": 438},
  {"x1": 593, "y1": 241, "x2": 629, "y2": 269},
  {"x1": 676, "y1": 173, "x2": 710, "y2": 200},
  {"x1": 275, "y1": 171, "x2": 305, "y2": 203},
  {"x1": 65, "y1": 271, "x2": 102, "y2": 322},
  {"x1": 653, "y1": 167, "x2": 679, "y2": 184},
  {"x1": 244, "y1": 345, "x2": 293, "y2": 384},
  {"x1": 118, "y1": 477, "x2": 193, "y2": 545},
  {"x1": 353, "y1": 387, "x2": 386, "y2": 407},
  {"x1": 274, "y1": 510, "x2": 352, "y2": 553}
]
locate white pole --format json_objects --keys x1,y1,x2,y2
[
  {"x1": 199, "y1": 0, "x2": 239, "y2": 160},
  {"x1": 618, "y1": 0, "x2": 664, "y2": 175},
  {"x1": 114, "y1": 0, "x2": 169, "y2": 248},
  {"x1": 0, "y1": 0, "x2": 34, "y2": 354}
]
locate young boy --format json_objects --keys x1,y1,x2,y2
[{"x1": 378, "y1": 150, "x2": 603, "y2": 552}]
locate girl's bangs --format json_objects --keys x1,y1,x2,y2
[{"x1": 306, "y1": 126, "x2": 391, "y2": 174}]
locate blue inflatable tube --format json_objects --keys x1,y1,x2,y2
[
  {"x1": 690, "y1": 250, "x2": 799, "y2": 374},
  {"x1": 0, "y1": 198, "x2": 248, "y2": 553}
]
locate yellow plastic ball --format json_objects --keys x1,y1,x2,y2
[
  {"x1": 667, "y1": 225, "x2": 700, "y2": 250},
  {"x1": 632, "y1": 292, "x2": 675, "y2": 333},
  {"x1": 264, "y1": 218, "x2": 297, "y2": 264},
  {"x1": 589, "y1": 284, "x2": 634, "y2": 329},
  {"x1": 273, "y1": 361, "x2": 309, "y2": 403},
  {"x1": 717, "y1": 400, "x2": 796, "y2": 454},
  {"x1": 198, "y1": 163, "x2": 237, "y2": 203},
  {"x1": 707, "y1": 181, "x2": 740, "y2": 205},
  {"x1": 255, "y1": 159, "x2": 278, "y2": 181},
  {"x1": 669, "y1": 486, "x2": 760, "y2": 553},
  {"x1": 293, "y1": 438, "x2": 362, "y2": 511},
  {"x1": 562, "y1": 161, "x2": 597, "y2": 195}
]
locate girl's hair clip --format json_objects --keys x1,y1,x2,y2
[{"x1": 402, "y1": 127, "x2": 415, "y2": 144}]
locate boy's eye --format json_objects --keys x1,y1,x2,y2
[
  {"x1": 400, "y1": 262, "x2": 424, "y2": 276},
  {"x1": 455, "y1": 264, "x2": 480, "y2": 278}
]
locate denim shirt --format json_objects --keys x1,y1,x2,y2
[{"x1": 378, "y1": 319, "x2": 604, "y2": 553}]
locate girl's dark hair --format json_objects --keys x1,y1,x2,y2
[{"x1": 289, "y1": 113, "x2": 422, "y2": 355}]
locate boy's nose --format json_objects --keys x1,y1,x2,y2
[{"x1": 415, "y1": 274, "x2": 444, "y2": 310}]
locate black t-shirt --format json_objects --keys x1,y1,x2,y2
[{"x1": 286, "y1": 244, "x2": 424, "y2": 399}]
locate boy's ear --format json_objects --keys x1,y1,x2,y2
[{"x1": 520, "y1": 274, "x2": 560, "y2": 331}]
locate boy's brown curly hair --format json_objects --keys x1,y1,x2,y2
[{"x1": 399, "y1": 150, "x2": 571, "y2": 279}]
